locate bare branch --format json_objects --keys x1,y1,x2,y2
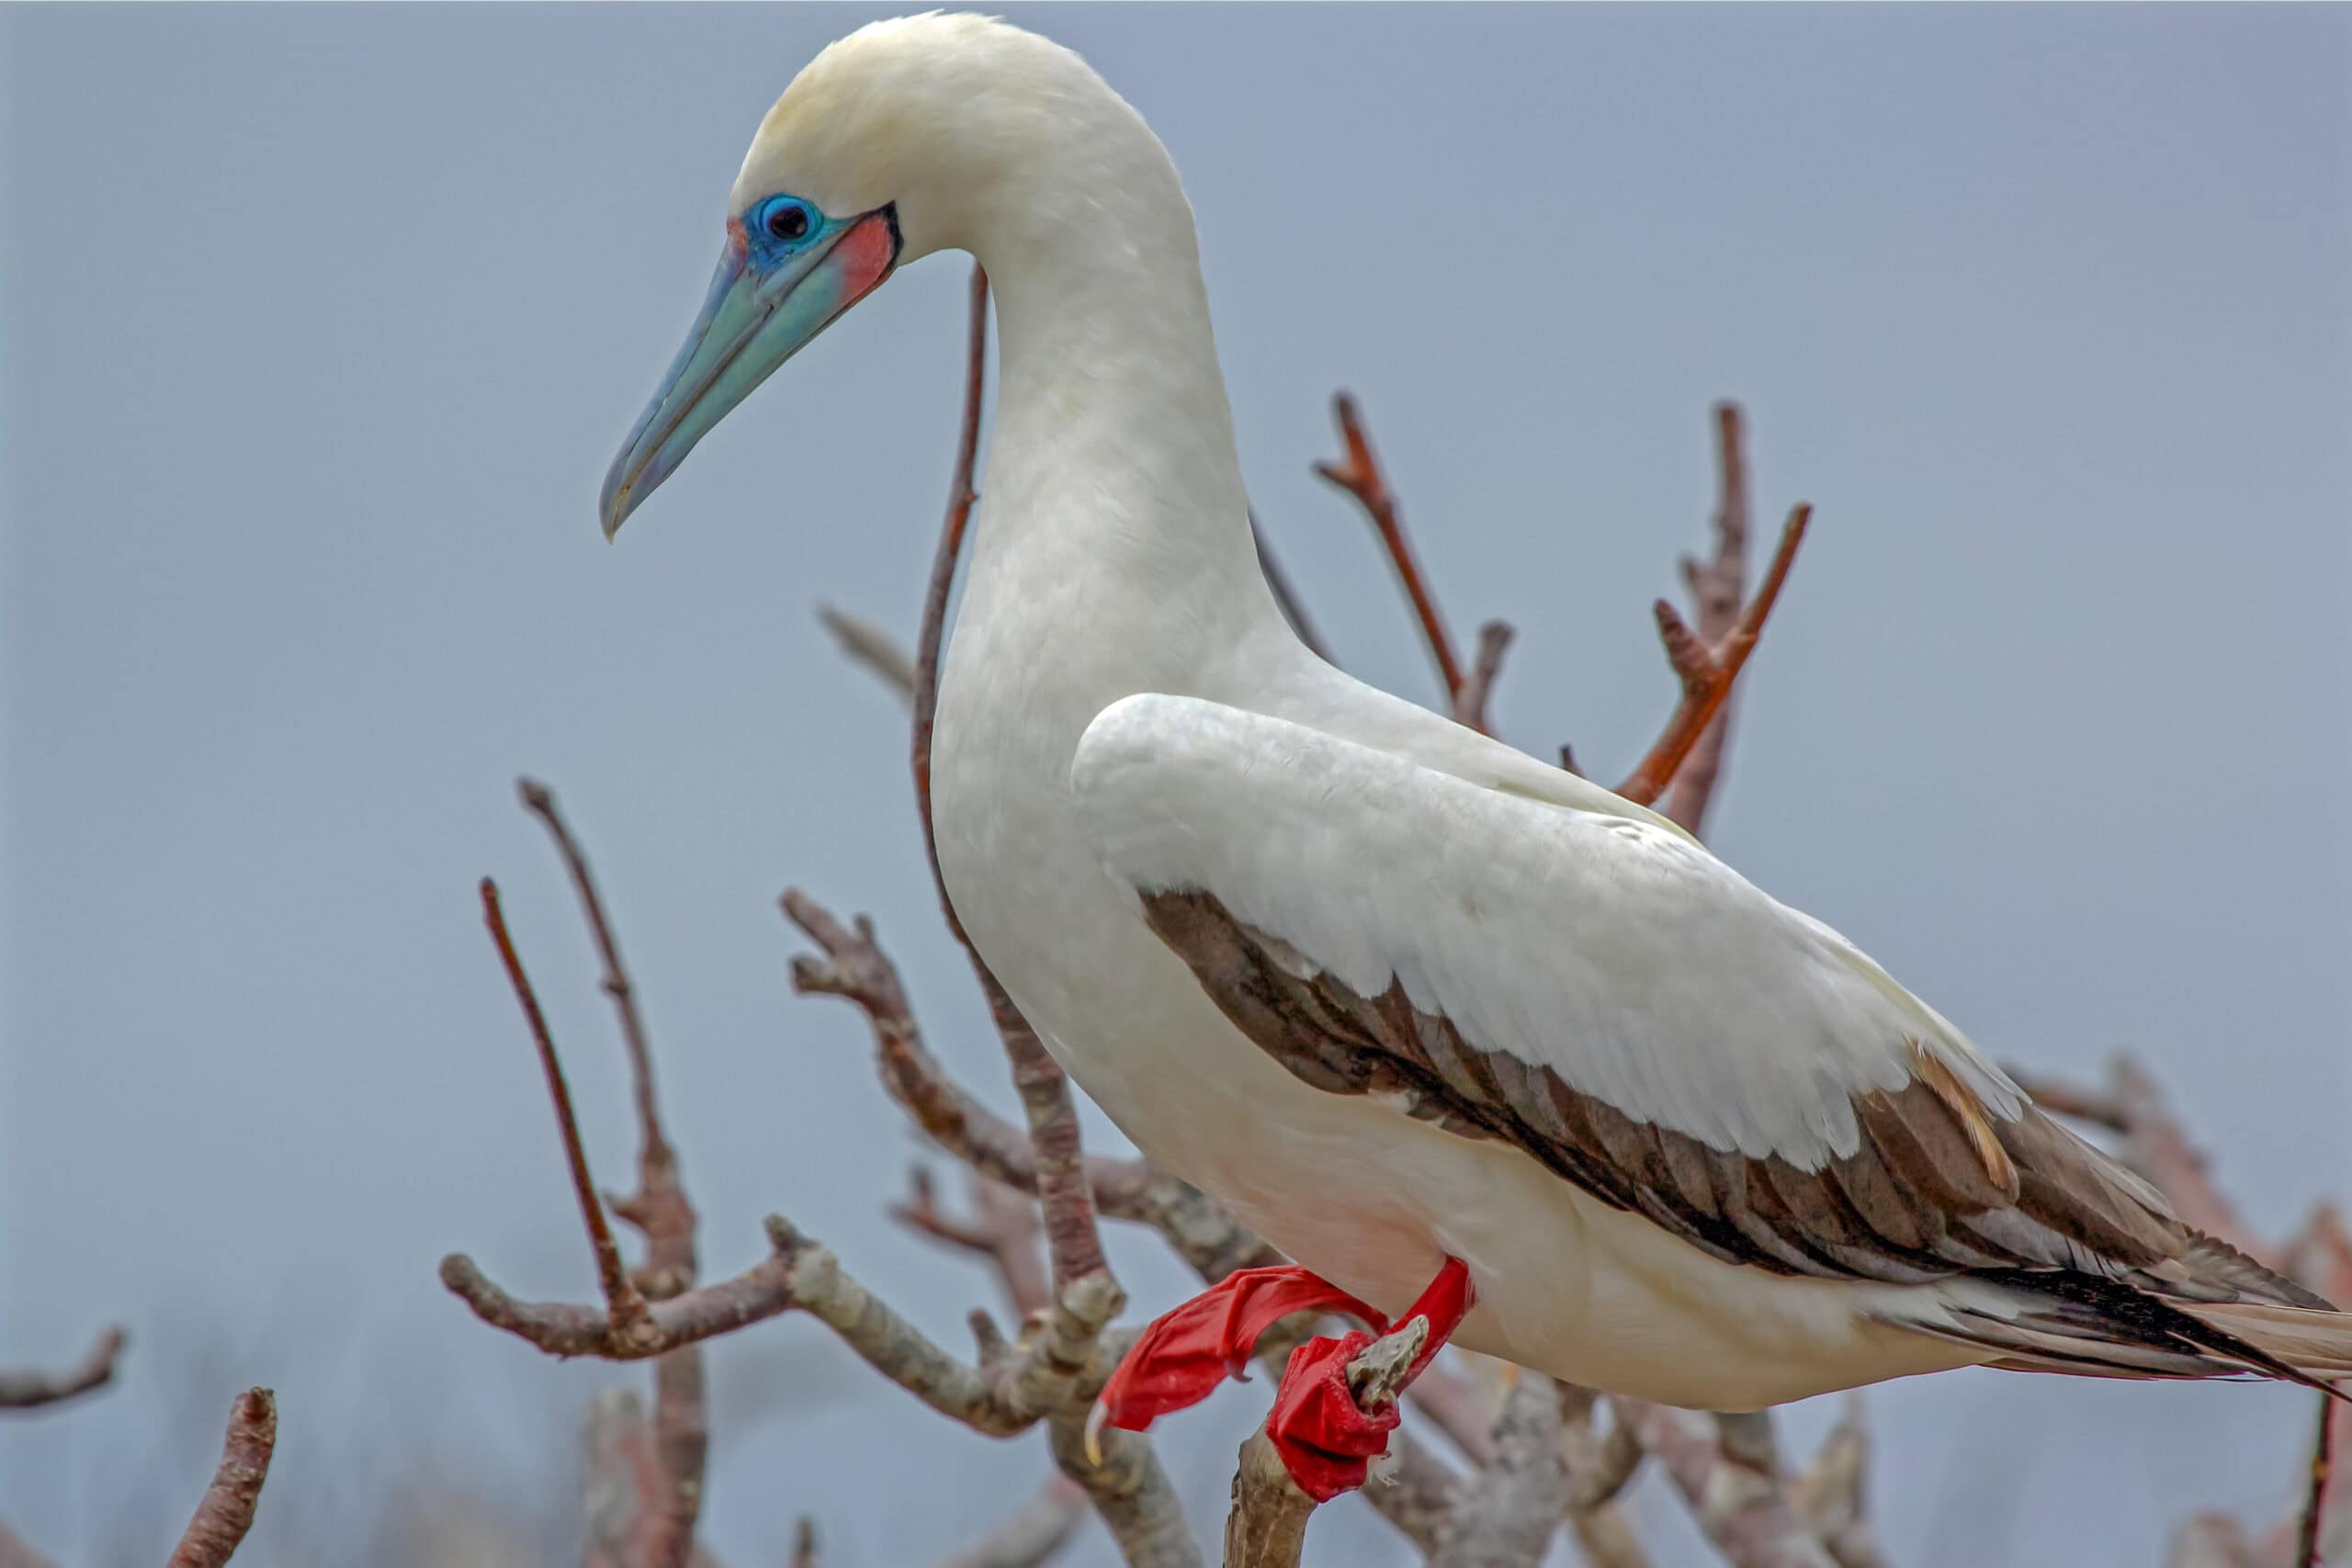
[
  {"x1": 895, "y1": 1167, "x2": 1052, "y2": 1321},
  {"x1": 791, "y1": 1517, "x2": 820, "y2": 1568},
  {"x1": 1315, "y1": 391, "x2": 1466, "y2": 701},
  {"x1": 1789, "y1": 1397, "x2": 1884, "y2": 1568},
  {"x1": 520, "y1": 777, "x2": 706, "y2": 1566},
  {"x1": 2014, "y1": 1055, "x2": 2263, "y2": 1257},
  {"x1": 1430, "y1": 1373, "x2": 1570, "y2": 1568},
  {"x1": 819, "y1": 604, "x2": 919, "y2": 702},
  {"x1": 164, "y1": 1388, "x2": 276, "y2": 1568},
  {"x1": 1451, "y1": 620, "x2": 1515, "y2": 736},
  {"x1": 1663, "y1": 402, "x2": 1753, "y2": 836},
  {"x1": 1613, "y1": 503, "x2": 1809, "y2": 807},
  {"x1": 912, "y1": 262, "x2": 989, "y2": 949},
  {"x1": 1252, "y1": 513, "x2": 1332, "y2": 665},
  {"x1": 1405, "y1": 1362, "x2": 1498, "y2": 1467},
  {"x1": 934, "y1": 1475, "x2": 1087, "y2": 1568},
  {"x1": 0, "y1": 1325, "x2": 125, "y2": 1412},
  {"x1": 1623, "y1": 1401, "x2": 1835, "y2": 1568},
  {"x1": 479, "y1": 876, "x2": 652, "y2": 1344},
  {"x1": 0, "y1": 1519, "x2": 61, "y2": 1568}
]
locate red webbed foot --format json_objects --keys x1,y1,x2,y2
[{"x1": 1091, "y1": 1257, "x2": 1475, "y2": 1503}]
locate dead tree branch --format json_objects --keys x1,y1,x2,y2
[
  {"x1": 1316, "y1": 391, "x2": 1466, "y2": 702},
  {"x1": 1614, "y1": 502, "x2": 1810, "y2": 807},
  {"x1": 896, "y1": 1166, "x2": 1053, "y2": 1321},
  {"x1": 522, "y1": 777, "x2": 707, "y2": 1567},
  {"x1": 1623, "y1": 1402, "x2": 1835, "y2": 1568},
  {"x1": 1662, "y1": 402, "x2": 1753, "y2": 836},
  {"x1": 820, "y1": 604, "x2": 920, "y2": 701},
  {"x1": 1253, "y1": 513, "x2": 1332, "y2": 665},
  {"x1": 935, "y1": 1474, "x2": 1087, "y2": 1568},
  {"x1": 0, "y1": 1326, "x2": 125, "y2": 1412},
  {"x1": 478, "y1": 876, "x2": 653, "y2": 1345},
  {"x1": 1451, "y1": 620, "x2": 1515, "y2": 735},
  {"x1": 164, "y1": 1388, "x2": 276, "y2": 1568},
  {"x1": 1430, "y1": 1373, "x2": 1570, "y2": 1568}
]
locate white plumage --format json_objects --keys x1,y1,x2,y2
[{"x1": 605, "y1": 12, "x2": 2352, "y2": 1418}]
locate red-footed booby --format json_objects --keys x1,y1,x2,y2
[{"x1": 599, "y1": 12, "x2": 2349, "y2": 1502}]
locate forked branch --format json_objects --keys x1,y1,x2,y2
[
  {"x1": 1315, "y1": 391, "x2": 1466, "y2": 702},
  {"x1": 1613, "y1": 503, "x2": 1810, "y2": 807}
]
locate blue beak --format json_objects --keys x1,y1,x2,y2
[{"x1": 600, "y1": 208, "x2": 900, "y2": 537}]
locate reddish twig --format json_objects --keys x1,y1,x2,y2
[
  {"x1": 164, "y1": 1388, "x2": 276, "y2": 1568},
  {"x1": 1450, "y1": 619, "x2": 1514, "y2": 735},
  {"x1": 1252, "y1": 513, "x2": 1332, "y2": 665},
  {"x1": 895, "y1": 1167, "x2": 1053, "y2": 1321},
  {"x1": 518, "y1": 779, "x2": 706, "y2": 1568},
  {"x1": 480, "y1": 877, "x2": 653, "y2": 1344},
  {"x1": 1315, "y1": 391, "x2": 1466, "y2": 701},
  {"x1": 0, "y1": 1325, "x2": 125, "y2": 1411},
  {"x1": 1663, "y1": 402, "x2": 1753, "y2": 836},
  {"x1": 913, "y1": 262, "x2": 989, "y2": 948},
  {"x1": 1614, "y1": 504, "x2": 1810, "y2": 807}
]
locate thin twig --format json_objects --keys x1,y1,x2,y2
[
  {"x1": 912, "y1": 262, "x2": 989, "y2": 948},
  {"x1": 1252, "y1": 513, "x2": 1332, "y2": 665},
  {"x1": 895, "y1": 1167, "x2": 1053, "y2": 1321},
  {"x1": 819, "y1": 604, "x2": 919, "y2": 701},
  {"x1": 1663, "y1": 401, "x2": 1752, "y2": 836},
  {"x1": 1315, "y1": 391, "x2": 1465, "y2": 700},
  {"x1": 1613, "y1": 503, "x2": 1808, "y2": 807},
  {"x1": 791, "y1": 1516, "x2": 820, "y2": 1568},
  {"x1": 1451, "y1": 620, "x2": 1515, "y2": 736},
  {"x1": 518, "y1": 778, "x2": 706, "y2": 1567},
  {"x1": 1623, "y1": 1401, "x2": 1835, "y2": 1568},
  {"x1": 164, "y1": 1388, "x2": 276, "y2": 1568},
  {"x1": 480, "y1": 877, "x2": 653, "y2": 1345},
  {"x1": 2297, "y1": 1392, "x2": 2335, "y2": 1568},
  {"x1": 933, "y1": 1475, "x2": 1087, "y2": 1568},
  {"x1": 0, "y1": 1326, "x2": 125, "y2": 1411}
]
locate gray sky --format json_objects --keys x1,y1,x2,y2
[{"x1": 4, "y1": 6, "x2": 2347, "y2": 1565}]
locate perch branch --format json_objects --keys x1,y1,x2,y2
[
  {"x1": 164, "y1": 1388, "x2": 276, "y2": 1568},
  {"x1": 1223, "y1": 1317, "x2": 1430, "y2": 1568},
  {"x1": 1315, "y1": 391, "x2": 1466, "y2": 700},
  {"x1": 1613, "y1": 503, "x2": 1808, "y2": 807},
  {"x1": 0, "y1": 1325, "x2": 125, "y2": 1411},
  {"x1": 1662, "y1": 402, "x2": 1753, "y2": 836},
  {"x1": 1788, "y1": 1397, "x2": 1884, "y2": 1568}
]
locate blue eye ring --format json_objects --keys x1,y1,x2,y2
[{"x1": 750, "y1": 194, "x2": 825, "y2": 256}]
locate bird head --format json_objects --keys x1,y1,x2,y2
[{"x1": 599, "y1": 13, "x2": 1127, "y2": 537}]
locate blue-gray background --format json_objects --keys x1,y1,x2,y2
[{"x1": 5, "y1": 6, "x2": 2347, "y2": 1565}]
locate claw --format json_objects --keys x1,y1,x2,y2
[{"x1": 1082, "y1": 1395, "x2": 1110, "y2": 1467}]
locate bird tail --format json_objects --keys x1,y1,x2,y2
[
  {"x1": 2183, "y1": 1301, "x2": 2352, "y2": 1381},
  {"x1": 1895, "y1": 1270, "x2": 2352, "y2": 1399}
]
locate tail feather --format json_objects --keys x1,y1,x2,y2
[
  {"x1": 2186, "y1": 1300, "x2": 2352, "y2": 1380},
  {"x1": 1892, "y1": 1270, "x2": 2352, "y2": 1401}
]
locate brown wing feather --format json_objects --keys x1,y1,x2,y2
[{"x1": 1139, "y1": 888, "x2": 2312, "y2": 1310}]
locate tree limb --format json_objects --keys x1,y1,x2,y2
[
  {"x1": 164, "y1": 1388, "x2": 276, "y2": 1568},
  {"x1": 1613, "y1": 503, "x2": 1809, "y2": 807},
  {"x1": 0, "y1": 1325, "x2": 125, "y2": 1412},
  {"x1": 1662, "y1": 402, "x2": 1753, "y2": 836},
  {"x1": 1315, "y1": 391, "x2": 1466, "y2": 702}
]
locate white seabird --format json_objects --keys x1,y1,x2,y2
[{"x1": 598, "y1": 10, "x2": 2349, "y2": 1481}]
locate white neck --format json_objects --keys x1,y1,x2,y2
[{"x1": 951, "y1": 119, "x2": 1290, "y2": 685}]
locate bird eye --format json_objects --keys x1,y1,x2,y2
[{"x1": 765, "y1": 202, "x2": 811, "y2": 243}]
